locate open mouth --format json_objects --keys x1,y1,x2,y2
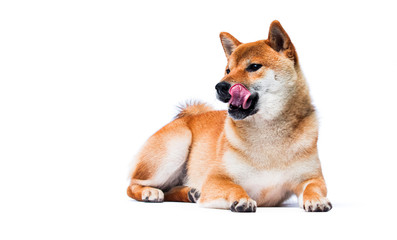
[
  {"x1": 228, "y1": 83, "x2": 259, "y2": 120},
  {"x1": 227, "y1": 84, "x2": 259, "y2": 120},
  {"x1": 215, "y1": 82, "x2": 259, "y2": 120},
  {"x1": 229, "y1": 84, "x2": 253, "y2": 109}
]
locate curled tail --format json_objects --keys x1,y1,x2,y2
[{"x1": 175, "y1": 101, "x2": 214, "y2": 119}]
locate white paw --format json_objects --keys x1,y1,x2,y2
[
  {"x1": 142, "y1": 188, "x2": 164, "y2": 202},
  {"x1": 230, "y1": 198, "x2": 257, "y2": 212},
  {"x1": 303, "y1": 197, "x2": 332, "y2": 212}
]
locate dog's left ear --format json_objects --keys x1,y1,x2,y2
[
  {"x1": 220, "y1": 32, "x2": 242, "y2": 58},
  {"x1": 267, "y1": 20, "x2": 297, "y2": 64}
]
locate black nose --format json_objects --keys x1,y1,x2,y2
[{"x1": 215, "y1": 81, "x2": 231, "y2": 103}]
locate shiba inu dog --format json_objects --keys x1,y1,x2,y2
[{"x1": 127, "y1": 20, "x2": 332, "y2": 212}]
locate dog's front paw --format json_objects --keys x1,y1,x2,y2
[
  {"x1": 142, "y1": 188, "x2": 164, "y2": 202},
  {"x1": 230, "y1": 198, "x2": 257, "y2": 212},
  {"x1": 188, "y1": 188, "x2": 201, "y2": 203},
  {"x1": 303, "y1": 197, "x2": 332, "y2": 212}
]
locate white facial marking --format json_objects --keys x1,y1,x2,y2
[{"x1": 251, "y1": 69, "x2": 296, "y2": 120}]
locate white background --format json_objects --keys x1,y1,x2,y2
[{"x1": 1, "y1": 0, "x2": 397, "y2": 239}]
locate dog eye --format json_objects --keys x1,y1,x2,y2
[
  {"x1": 226, "y1": 69, "x2": 230, "y2": 74},
  {"x1": 246, "y1": 64, "x2": 262, "y2": 72}
]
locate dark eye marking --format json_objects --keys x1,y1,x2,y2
[
  {"x1": 226, "y1": 69, "x2": 230, "y2": 74},
  {"x1": 246, "y1": 64, "x2": 263, "y2": 72}
]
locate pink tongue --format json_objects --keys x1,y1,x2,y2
[{"x1": 229, "y1": 84, "x2": 252, "y2": 109}]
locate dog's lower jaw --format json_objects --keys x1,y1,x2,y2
[
  {"x1": 227, "y1": 92, "x2": 259, "y2": 120},
  {"x1": 228, "y1": 107, "x2": 259, "y2": 120}
]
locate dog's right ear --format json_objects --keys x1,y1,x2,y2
[{"x1": 220, "y1": 32, "x2": 242, "y2": 58}]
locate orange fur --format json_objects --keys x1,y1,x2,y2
[
  {"x1": 294, "y1": 178, "x2": 330, "y2": 211},
  {"x1": 200, "y1": 173, "x2": 249, "y2": 203},
  {"x1": 127, "y1": 185, "x2": 163, "y2": 202},
  {"x1": 164, "y1": 186, "x2": 194, "y2": 202},
  {"x1": 127, "y1": 20, "x2": 331, "y2": 212},
  {"x1": 175, "y1": 101, "x2": 213, "y2": 119},
  {"x1": 164, "y1": 186, "x2": 190, "y2": 202}
]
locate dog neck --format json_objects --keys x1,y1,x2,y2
[{"x1": 226, "y1": 81, "x2": 315, "y2": 144}]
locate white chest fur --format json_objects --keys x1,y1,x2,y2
[{"x1": 223, "y1": 150, "x2": 319, "y2": 205}]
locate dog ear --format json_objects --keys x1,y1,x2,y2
[
  {"x1": 220, "y1": 32, "x2": 242, "y2": 58},
  {"x1": 267, "y1": 20, "x2": 297, "y2": 63}
]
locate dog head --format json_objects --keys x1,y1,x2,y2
[{"x1": 215, "y1": 20, "x2": 301, "y2": 120}]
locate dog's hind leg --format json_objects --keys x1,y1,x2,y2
[
  {"x1": 127, "y1": 184, "x2": 165, "y2": 202},
  {"x1": 127, "y1": 119, "x2": 192, "y2": 202},
  {"x1": 164, "y1": 186, "x2": 200, "y2": 203}
]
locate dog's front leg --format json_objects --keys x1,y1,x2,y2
[
  {"x1": 295, "y1": 178, "x2": 332, "y2": 212},
  {"x1": 198, "y1": 175, "x2": 256, "y2": 212}
]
